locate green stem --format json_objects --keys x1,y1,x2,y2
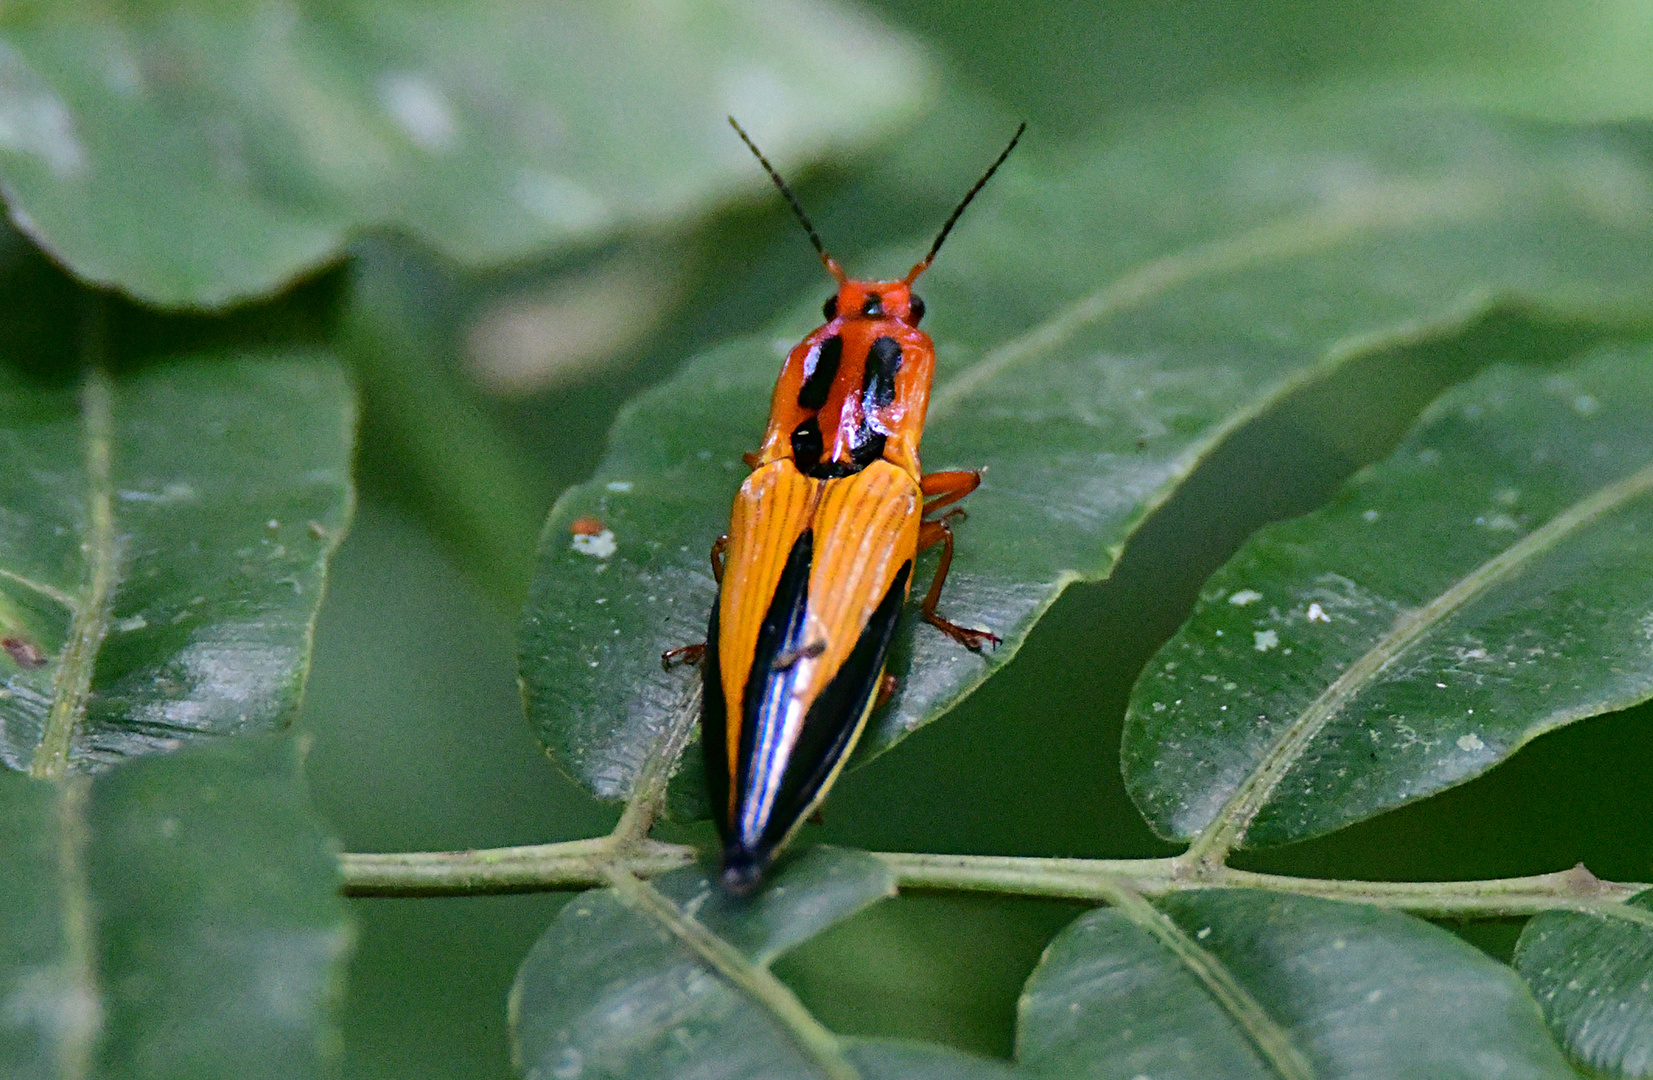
[{"x1": 338, "y1": 844, "x2": 1647, "y2": 917}]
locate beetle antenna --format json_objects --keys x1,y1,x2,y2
[
  {"x1": 729, "y1": 117, "x2": 845, "y2": 283},
  {"x1": 906, "y1": 122, "x2": 1025, "y2": 283}
]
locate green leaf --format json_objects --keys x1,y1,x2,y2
[
  {"x1": 1018, "y1": 889, "x2": 1573, "y2": 1080},
  {"x1": 520, "y1": 99, "x2": 1653, "y2": 805},
  {"x1": 1122, "y1": 347, "x2": 1653, "y2": 853},
  {"x1": 0, "y1": 0, "x2": 930, "y2": 308},
  {"x1": 510, "y1": 847, "x2": 902, "y2": 1080},
  {"x1": 1514, "y1": 888, "x2": 1653, "y2": 1078},
  {"x1": 0, "y1": 736, "x2": 351, "y2": 1079},
  {"x1": 0, "y1": 351, "x2": 354, "y2": 777},
  {"x1": 846, "y1": 1040, "x2": 1018, "y2": 1079}
]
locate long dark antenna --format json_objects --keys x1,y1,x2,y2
[
  {"x1": 729, "y1": 117, "x2": 842, "y2": 280},
  {"x1": 907, "y1": 122, "x2": 1025, "y2": 282}
]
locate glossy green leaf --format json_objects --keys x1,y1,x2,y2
[
  {"x1": 511, "y1": 846, "x2": 905, "y2": 1080},
  {"x1": 0, "y1": 736, "x2": 351, "y2": 1079},
  {"x1": 1018, "y1": 889, "x2": 1572, "y2": 1080},
  {"x1": 0, "y1": 352, "x2": 353, "y2": 776},
  {"x1": 520, "y1": 98, "x2": 1653, "y2": 805},
  {"x1": 1515, "y1": 889, "x2": 1653, "y2": 1077},
  {"x1": 0, "y1": 0, "x2": 929, "y2": 308},
  {"x1": 1123, "y1": 347, "x2": 1653, "y2": 850}
]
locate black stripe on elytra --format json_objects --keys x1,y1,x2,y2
[
  {"x1": 863, "y1": 336, "x2": 902, "y2": 410},
  {"x1": 732, "y1": 529, "x2": 815, "y2": 844},
  {"x1": 797, "y1": 336, "x2": 842, "y2": 410},
  {"x1": 762, "y1": 560, "x2": 912, "y2": 856},
  {"x1": 700, "y1": 593, "x2": 730, "y2": 835}
]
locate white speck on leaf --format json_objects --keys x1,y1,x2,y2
[
  {"x1": 1254, "y1": 629, "x2": 1278, "y2": 652},
  {"x1": 1573, "y1": 394, "x2": 1600, "y2": 415},
  {"x1": 1362, "y1": 509, "x2": 1379, "y2": 522},
  {"x1": 1228, "y1": 589, "x2": 1262, "y2": 606},
  {"x1": 1457, "y1": 733, "x2": 1485, "y2": 751},
  {"x1": 1307, "y1": 602, "x2": 1330, "y2": 623},
  {"x1": 605, "y1": 480, "x2": 634, "y2": 492},
  {"x1": 571, "y1": 530, "x2": 616, "y2": 558}
]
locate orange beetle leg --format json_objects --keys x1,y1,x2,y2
[
  {"x1": 661, "y1": 643, "x2": 705, "y2": 670},
  {"x1": 921, "y1": 469, "x2": 981, "y2": 518},
  {"x1": 875, "y1": 672, "x2": 899, "y2": 709},
  {"x1": 709, "y1": 534, "x2": 729, "y2": 585},
  {"x1": 660, "y1": 534, "x2": 733, "y2": 669},
  {"x1": 917, "y1": 517, "x2": 1001, "y2": 652}
]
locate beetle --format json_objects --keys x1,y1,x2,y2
[{"x1": 668, "y1": 118, "x2": 1024, "y2": 894}]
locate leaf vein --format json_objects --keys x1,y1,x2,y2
[
  {"x1": 1103, "y1": 884, "x2": 1317, "y2": 1080},
  {"x1": 601, "y1": 866, "x2": 859, "y2": 1080},
  {"x1": 927, "y1": 176, "x2": 1492, "y2": 419},
  {"x1": 1187, "y1": 457, "x2": 1653, "y2": 865},
  {"x1": 30, "y1": 366, "x2": 119, "y2": 779}
]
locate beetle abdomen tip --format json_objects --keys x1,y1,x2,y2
[{"x1": 719, "y1": 851, "x2": 767, "y2": 897}]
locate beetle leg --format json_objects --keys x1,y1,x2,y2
[
  {"x1": 709, "y1": 534, "x2": 729, "y2": 584},
  {"x1": 661, "y1": 534, "x2": 732, "y2": 670},
  {"x1": 661, "y1": 643, "x2": 706, "y2": 670},
  {"x1": 917, "y1": 517, "x2": 1001, "y2": 652},
  {"x1": 921, "y1": 469, "x2": 981, "y2": 518},
  {"x1": 875, "y1": 672, "x2": 899, "y2": 709}
]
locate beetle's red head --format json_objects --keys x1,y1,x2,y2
[
  {"x1": 729, "y1": 117, "x2": 1024, "y2": 299},
  {"x1": 823, "y1": 278, "x2": 924, "y2": 326}
]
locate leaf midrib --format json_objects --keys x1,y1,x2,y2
[
  {"x1": 53, "y1": 775, "x2": 98, "y2": 1080},
  {"x1": 601, "y1": 867, "x2": 861, "y2": 1080},
  {"x1": 29, "y1": 368, "x2": 118, "y2": 780},
  {"x1": 1186, "y1": 457, "x2": 1653, "y2": 864},
  {"x1": 1103, "y1": 885, "x2": 1317, "y2": 1080},
  {"x1": 927, "y1": 174, "x2": 1495, "y2": 420}
]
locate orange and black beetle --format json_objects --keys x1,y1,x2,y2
[{"x1": 669, "y1": 119, "x2": 1023, "y2": 893}]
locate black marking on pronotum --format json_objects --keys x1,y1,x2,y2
[
  {"x1": 790, "y1": 417, "x2": 823, "y2": 473},
  {"x1": 798, "y1": 335, "x2": 842, "y2": 410},
  {"x1": 863, "y1": 336, "x2": 902, "y2": 410},
  {"x1": 724, "y1": 560, "x2": 912, "y2": 894},
  {"x1": 860, "y1": 293, "x2": 883, "y2": 318},
  {"x1": 847, "y1": 421, "x2": 887, "y2": 469}
]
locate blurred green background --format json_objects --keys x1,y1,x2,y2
[{"x1": 285, "y1": 1, "x2": 1653, "y2": 1075}]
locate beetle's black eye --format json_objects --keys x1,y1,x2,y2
[
  {"x1": 822, "y1": 295, "x2": 837, "y2": 321},
  {"x1": 861, "y1": 294, "x2": 883, "y2": 317},
  {"x1": 908, "y1": 294, "x2": 925, "y2": 324}
]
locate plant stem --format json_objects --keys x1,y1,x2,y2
[{"x1": 338, "y1": 844, "x2": 1647, "y2": 917}]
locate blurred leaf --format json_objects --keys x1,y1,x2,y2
[
  {"x1": 510, "y1": 847, "x2": 902, "y2": 1080},
  {"x1": 0, "y1": 349, "x2": 354, "y2": 776},
  {"x1": 1123, "y1": 349, "x2": 1653, "y2": 851},
  {"x1": 0, "y1": 0, "x2": 931, "y2": 308},
  {"x1": 1018, "y1": 889, "x2": 1572, "y2": 1080},
  {"x1": 1514, "y1": 888, "x2": 1653, "y2": 1078},
  {"x1": 519, "y1": 98, "x2": 1653, "y2": 804},
  {"x1": 0, "y1": 736, "x2": 350, "y2": 1079},
  {"x1": 343, "y1": 243, "x2": 543, "y2": 608}
]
